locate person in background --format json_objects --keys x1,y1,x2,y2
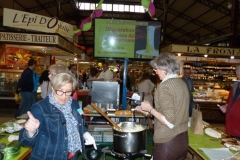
[
  {"x1": 137, "y1": 71, "x2": 155, "y2": 130},
  {"x1": 182, "y1": 68, "x2": 195, "y2": 117},
  {"x1": 86, "y1": 67, "x2": 99, "y2": 102},
  {"x1": 19, "y1": 73, "x2": 96, "y2": 160},
  {"x1": 97, "y1": 62, "x2": 113, "y2": 81},
  {"x1": 86, "y1": 68, "x2": 91, "y2": 81},
  {"x1": 39, "y1": 70, "x2": 51, "y2": 99},
  {"x1": 149, "y1": 69, "x2": 157, "y2": 86},
  {"x1": 81, "y1": 70, "x2": 88, "y2": 84},
  {"x1": 135, "y1": 52, "x2": 189, "y2": 160},
  {"x1": 16, "y1": 58, "x2": 37, "y2": 116},
  {"x1": 49, "y1": 64, "x2": 78, "y2": 101},
  {"x1": 69, "y1": 64, "x2": 79, "y2": 82},
  {"x1": 219, "y1": 64, "x2": 240, "y2": 140},
  {"x1": 118, "y1": 69, "x2": 131, "y2": 105},
  {"x1": 32, "y1": 70, "x2": 40, "y2": 103},
  {"x1": 128, "y1": 71, "x2": 136, "y2": 90}
]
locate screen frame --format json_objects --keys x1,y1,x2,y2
[{"x1": 93, "y1": 18, "x2": 162, "y2": 61}]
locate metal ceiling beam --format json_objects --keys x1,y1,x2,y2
[
  {"x1": 78, "y1": 0, "x2": 140, "y2": 5},
  {"x1": 12, "y1": 0, "x2": 30, "y2": 12},
  {"x1": 35, "y1": 0, "x2": 53, "y2": 17},
  {"x1": 28, "y1": 0, "x2": 71, "y2": 13},
  {"x1": 166, "y1": 1, "x2": 195, "y2": 27},
  {"x1": 167, "y1": 24, "x2": 197, "y2": 39},
  {"x1": 68, "y1": 0, "x2": 78, "y2": 11},
  {"x1": 78, "y1": 11, "x2": 148, "y2": 20},
  {"x1": 195, "y1": 0, "x2": 233, "y2": 17},
  {"x1": 154, "y1": 1, "x2": 224, "y2": 35},
  {"x1": 166, "y1": 1, "x2": 196, "y2": 38}
]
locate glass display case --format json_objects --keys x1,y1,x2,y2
[
  {"x1": 0, "y1": 69, "x2": 22, "y2": 97},
  {"x1": 183, "y1": 60, "x2": 237, "y2": 90}
]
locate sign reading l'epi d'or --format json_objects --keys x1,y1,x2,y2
[
  {"x1": 3, "y1": 8, "x2": 76, "y2": 41},
  {"x1": 163, "y1": 44, "x2": 240, "y2": 56}
]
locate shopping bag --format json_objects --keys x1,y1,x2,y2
[{"x1": 190, "y1": 105, "x2": 203, "y2": 135}]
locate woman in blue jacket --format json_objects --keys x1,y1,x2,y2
[{"x1": 19, "y1": 73, "x2": 96, "y2": 160}]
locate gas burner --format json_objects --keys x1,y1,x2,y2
[{"x1": 101, "y1": 146, "x2": 151, "y2": 160}]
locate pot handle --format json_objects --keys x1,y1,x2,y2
[{"x1": 113, "y1": 134, "x2": 127, "y2": 138}]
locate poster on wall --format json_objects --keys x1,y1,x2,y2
[
  {"x1": 5, "y1": 48, "x2": 44, "y2": 66},
  {"x1": 94, "y1": 19, "x2": 162, "y2": 60}
]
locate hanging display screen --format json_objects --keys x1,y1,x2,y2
[{"x1": 94, "y1": 19, "x2": 162, "y2": 60}]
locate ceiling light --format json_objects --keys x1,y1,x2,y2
[
  {"x1": 74, "y1": 57, "x2": 77, "y2": 61},
  {"x1": 177, "y1": 53, "x2": 181, "y2": 56},
  {"x1": 204, "y1": 54, "x2": 208, "y2": 57},
  {"x1": 230, "y1": 56, "x2": 234, "y2": 59},
  {"x1": 203, "y1": 43, "x2": 210, "y2": 46}
]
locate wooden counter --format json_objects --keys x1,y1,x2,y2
[{"x1": 194, "y1": 101, "x2": 225, "y2": 123}]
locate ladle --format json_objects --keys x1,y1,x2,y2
[{"x1": 90, "y1": 103, "x2": 122, "y2": 131}]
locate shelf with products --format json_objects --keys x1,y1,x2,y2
[
  {"x1": 0, "y1": 69, "x2": 22, "y2": 97},
  {"x1": 183, "y1": 61, "x2": 238, "y2": 82}
]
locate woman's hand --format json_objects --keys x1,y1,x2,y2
[
  {"x1": 25, "y1": 111, "x2": 40, "y2": 137},
  {"x1": 135, "y1": 101, "x2": 153, "y2": 113}
]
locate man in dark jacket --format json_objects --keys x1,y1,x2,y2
[
  {"x1": 182, "y1": 68, "x2": 195, "y2": 117},
  {"x1": 16, "y1": 58, "x2": 36, "y2": 116}
]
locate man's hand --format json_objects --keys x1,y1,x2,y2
[{"x1": 24, "y1": 111, "x2": 40, "y2": 137}]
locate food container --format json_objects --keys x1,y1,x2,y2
[{"x1": 113, "y1": 122, "x2": 146, "y2": 153}]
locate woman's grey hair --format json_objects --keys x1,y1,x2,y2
[
  {"x1": 51, "y1": 73, "x2": 78, "y2": 91},
  {"x1": 49, "y1": 64, "x2": 70, "y2": 74},
  {"x1": 150, "y1": 52, "x2": 179, "y2": 74}
]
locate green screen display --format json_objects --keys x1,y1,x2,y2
[{"x1": 94, "y1": 19, "x2": 161, "y2": 59}]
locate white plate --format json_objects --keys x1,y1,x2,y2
[
  {"x1": 4, "y1": 123, "x2": 23, "y2": 133},
  {"x1": 16, "y1": 119, "x2": 26, "y2": 124},
  {"x1": 205, "y1": 128, "x2": 221, "y2": 138}
]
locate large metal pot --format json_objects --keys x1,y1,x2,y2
[{"x1": 113, "y1": 122, "x2": 146, "y2": 153}]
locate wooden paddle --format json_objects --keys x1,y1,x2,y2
[{"x1": 90, "y1": 103, "x2": 122, "y2": 131}]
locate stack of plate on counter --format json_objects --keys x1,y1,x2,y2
[
  {"x1": 205, "y1": 128, "x2": 222, "y2": 139},
  {"x1": 222, "y1": 138, "x2": 240, "y2": 151},
  {"x1": 204, "y1": 127, "x2": 240, "y2": 151}
]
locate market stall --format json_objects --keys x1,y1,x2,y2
[
  {"x1": 0, "y1": 31, "x2": 84, "y2": 114},
  {"x1": 162, "y1": 44, "x2": 240, "y2": 123}
]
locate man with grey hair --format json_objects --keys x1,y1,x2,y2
[
  {"x1": 182, "y1": 68, "x2": 195, "y2": 117},
  {"x1": 97, "y1": 62, "x2": 113, "y2": 81}
]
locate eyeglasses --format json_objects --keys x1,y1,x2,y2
[{"x1": 55, "y1": 90, "x2": 73, "y2": 96}]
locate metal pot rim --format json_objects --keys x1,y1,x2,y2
[{"x1": 113, "y1": 122, "x2": 146, "y2": 132}]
